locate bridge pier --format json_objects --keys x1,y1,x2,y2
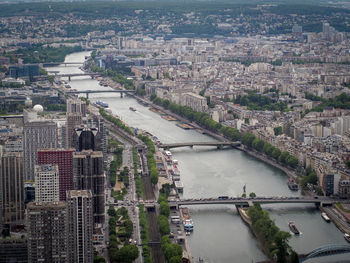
[
  {"x1": 120, "y1": 92, "x2": 123, "y2": 98},
  {"x1": 86, "y1": 93, "x2": 89, "y2": 99},
  {"x1": 68, "y1": 76, "x2": 71, "y2": 81}
]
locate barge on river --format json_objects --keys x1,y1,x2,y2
[{"x1": 289, "y1": 221, "x2": 300, "y2": 235}]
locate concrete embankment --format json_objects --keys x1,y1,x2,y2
[{"x1": 321, "y1": 206, "x2": 350, "y2": 235}]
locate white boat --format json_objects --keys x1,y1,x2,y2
[
  {"x1": 321, "y1": 212, "x2": 331, "y2": 222},
  {"x1": 345, "y1": 233, "x2": 350, "y2": 243}
]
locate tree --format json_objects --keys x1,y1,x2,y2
[
  {"x1": 263, "y1": 143, "x2": 274, "y2": 156},
  {"x1": 111, "y1": 245, "x2": 139, "y2": 263},
  {"x1": 160, "y1": 201, "x2": 170, "y2": 217},
  {"x1": 249, "y1": 192, "x2": 256, "y2": 198},
  {"x1": 271, "y1": 148, "x2": 281, "y2": 160},
  {"x1": 108, "y1": 205, "x2": 116, "y2": 217},
  {"x1": 286, "y1": 155, "x2": 298, "y2": 168},
  {"x1": 274, "y1": 231, "x2": 291, "y2": 263},
  {"x1": 252, "y1": 138, "x2": 265, "y2": 152},
  {"x1": 274, "y1": 126, "x2": 283, "y2": 136},
  {"x1": 158, "y1": 215, "x2": 170, "y2": 236},
  {"x1": 278, "y1": 151, "x2": 290, "y2": 164},
  {"x1": 345, "y1": 160, "x2": 350, "y2": 169},
  {"x1": 242, "y1": 133, "x2": 256, "y2": 148}
]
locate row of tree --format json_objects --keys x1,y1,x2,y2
[
  {"x1": 99, "y1": 108, "x2": 134, "y2": 136},
  {"x1": 247, "y1": 204, "x2": 298, "y2": 263},
  {"x1": 138, "y1": 134, "x2": 159, "y2": 185},
  {"x1": 108, "y1": 138, "x2": 123, "y2": 188},
  {"x1": 90, "y1": 65, "x2": 134, "y2": 90},
  {"x1": 149, "y1": 94, "x2": 240, "y2": 141},
  {"x1": 133, "y1": 147, "x2": 144, "y2": 198},
  {"x1": 107, "y1": 206, "x2": 139, "y2": 263},
  {"x1": 242, "y1": 133, "x2": 299, "y2": 168},
  {"x1": 158, "y1": 185, "x2": 183, "y2": 263},
  {"x1": 138, "y1": 204, "x2": 152, "y2": 263}
]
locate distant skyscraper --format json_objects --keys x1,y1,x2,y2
[
  {"x1": 38, "y1": 149, "x2": 74, "y2": 201},
  {"x1": 73, "y1": 150, "x2": 105, "y2": 224},
  {"x1": 23, "y1": 121, "x2": 58, "y2": 181},
  {"x1": 67, "y1": 99, "x2": 86, "y2": 117},
  {"x1": 34, "y1": 164, "x2": 59, "y2": 202},
  {"x1": 67, "y1": 190, "x2": 93, "y2": 263},
  {"x1": 27, "y1": 201, "x2": 68, "y2": 263},
  {"x1": 66, "y1": 113, "x2": 82, "y2": 148},
  {"x1": 0, "y1": 152, "x2": 24, "y2": 224}
]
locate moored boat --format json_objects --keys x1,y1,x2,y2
[
  {"x1": 321, "y1": 212, "x2": 331, "y2": 222},
  {"x1": 288, "y1": 221, "x2": 300, "y2": 235},
  {"x1": 287, "y1": 179, "x2": 298, "y2": 191},
  {"x1": 345, "y1": 233, "x2": 350, "y2": 243},
  {"x1": 96, "y1": 100, "x2": 109, "y2": 108},
  {"x1": 129, "y1": 107, "x2": 136, "y2": 111}
]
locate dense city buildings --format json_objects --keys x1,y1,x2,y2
[
  {"x1": 27, "y1": 201, "x2": 68, "y2": 263},
  {"x1": 67, "y1": 190, "x2": 93, "y2": 263},
  {"x1": 34, "y1": 164, "x2": 60, "y2": 202},
  {"x1": 23, "y1": 121, "x2": 58, "y2": 181},
  {"x1": 1, "y1": 1, "x2": 350, "y2": 262},
  {"x1": 0, "y1": 152, "x2": 24, "y2": 224},
  {"x1": 73, "y1": 150, "x2": 105, "y2": 225},
  {"x1": 37, "y1": 148, "x2": 74, "y2": 201}
]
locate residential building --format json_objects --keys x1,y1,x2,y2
[
  {"x1": 339, "y1": 180, "x2": 350, "y2": 199},
  {"x1": 23, "y1": 121, "x2": 58, "y2": 181},
  {"x1": 0, "y1": 152, "x2": 24, "y2": 224},
  {"x1": 27, "y1": 201, "x2": 68, "y2": 263},
  {"x1": 37, "y1": 148, "x2": 74, "y2": 201},
  {"x1": 73, "y1": 150, "x2": 105, "y2": 225},
  {"x1": 34, "y1": 164, "x2": 59, "y2": 202},
  {"x1": 67, "y1": 190, "x2": 93, "y2": 263}
]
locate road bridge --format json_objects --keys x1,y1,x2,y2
[
  {"x1": 67, "y1": 89, "x2": 136, "y2": 98},
  {"x1": 158, "y1": 141, "x2": 240, "y2": 150},
  {"x1": 168, "y1": 197, "x2": 344, "y2": 208},
  {"x1": 50, "y1": 72, "x2": 101, "y2": 81}
]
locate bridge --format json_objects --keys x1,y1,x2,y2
[
  {"x1": 158, "y1": 141, "x2": 241, "y2": 150},
  {"x1": 167, "y1": 196, "x2": 344, "y2": 208},
  {"x1": 41, "y1": 62, "x2": 84, "y2": 66},
  {"x1": 300, "y1": 244, "x2": 350, "y2": 262},
  {"x1": 50, "y1": 72, "x2": 101, "y2": 81},
  {"x1": 66, "y1": 89, "x2": 136, "y2": 98}
]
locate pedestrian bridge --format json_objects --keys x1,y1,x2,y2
[
  {"x1": 168, "y1": 197, "x2": 341, "y2": 207},
  {"x1": 300, "y1": 244, "x2": 350, "y2": 262},
  {"x1": 158, "y1": 141, "x2": 240, "y2": 149}
]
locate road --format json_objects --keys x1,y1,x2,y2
[{"x1": 105, "y1": 130, "x2": 143, "y2": 263}]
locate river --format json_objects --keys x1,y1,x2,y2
[{"x1": 48, "y1": 51, "x2": 349, "y2": 263}]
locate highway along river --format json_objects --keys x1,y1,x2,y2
[{"x1": 50, "y1": 51, "x2": 348, "y2": 263}]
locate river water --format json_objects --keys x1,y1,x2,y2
[{"x1": 49, "y1": 51, "x2": 349, "y2": 263}]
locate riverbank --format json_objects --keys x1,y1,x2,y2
[{"x1": 131, "y1": 95, "x2": 298, "y2": 181}]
